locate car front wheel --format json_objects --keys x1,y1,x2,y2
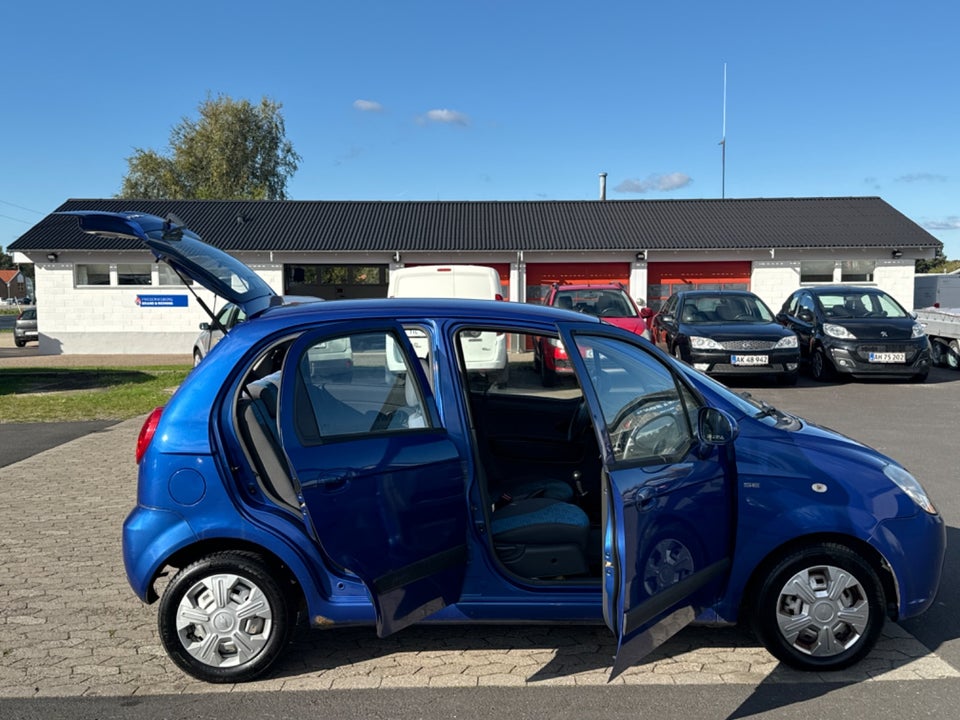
[
  {"x1": 810, "y1": 348, "x2": 834, "y2": 381},
  {"x1": 752, "y1": 543, "x2": 885, "y2": 671},
  {"x1": 158, "y1": 552, "x2": 292, "y2": 683}
]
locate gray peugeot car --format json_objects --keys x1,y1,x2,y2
[{"x1": 14, "y1": 306, "x2": 37, "y2": 347}]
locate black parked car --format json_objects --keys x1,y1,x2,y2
[
  {"x1": 652, "y1": 290, "x2": 800, "y2": 384},
  {"x1": 777, "y1": 286, "x2": 930, "y2": 382}
]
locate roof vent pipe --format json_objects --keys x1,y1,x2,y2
[{"x1": 599, "y1": 172, "x2": 607, "y2": 201}]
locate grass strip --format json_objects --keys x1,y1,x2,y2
[{"x1": 0, "y1": 366, "x2": 192, "y2": 422}]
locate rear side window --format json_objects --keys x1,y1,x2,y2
[{"x1": 295, "y1": 330, "x2": 430, "y2": 441}]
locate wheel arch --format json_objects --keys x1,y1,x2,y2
[
  {"x1": 737, "y1": 532, "x2": 899, "y2": 622},
  {"x1": 144, "y1": 537, "x2": 308, "y2": 615}
]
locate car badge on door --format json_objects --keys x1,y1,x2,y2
[{"x1": 881, "y1": 331, "x2": 888, "y2": 338}]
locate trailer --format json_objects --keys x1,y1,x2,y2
[
  {"x1": 915, "y1": 307, "x2": 960, "y2": 369},
  {"x1": 915, "y1": 273, "x2": 960, "y2": 308}
]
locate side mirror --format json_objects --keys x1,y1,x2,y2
[
  {"x1": 199, "y1": 322, "x2": 211, "y2": 331},
  {"x1": 698, "y1": 407, "x2": 739, "y2": 445},
  {"x1": 640, "y1": 307, "x2": 654, "y2": 319},
  {"x1": 798, "y1": 309, "x2": 814, "y2": 323},
  {"x1": 660, "y1": 313, "x2": 675, "y2": 325}
]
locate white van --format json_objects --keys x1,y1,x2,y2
[{"x1": 387, "y1": 265, "x2": 508, "y2": 383}]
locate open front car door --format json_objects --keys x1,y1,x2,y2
[{"x1": 563, "y1": 327, "x2": 738, "y2": 679}]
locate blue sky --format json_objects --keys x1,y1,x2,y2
[{"x1": 2, "y1": 1, "x2": 958, "y2": 258}]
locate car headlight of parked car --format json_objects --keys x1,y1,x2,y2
[
  {"x1": 774, "y1": 335, "x2": 798, "y2": 349},
  {"x1": 823, "y1": 323, "x2": 857, "y2": 339},
  {"x1": 690, "y1": 336, "x2": 723, "y2": 350},
  {"x1": 883, "y1": 464, "x2": 937, "y2": 514},
  {"x1": 911, "y1": 322, "x2": 926, "y2": 339}
]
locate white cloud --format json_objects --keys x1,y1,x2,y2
[
  {"x1": 896, "y1": 173, "x2": 948, "y2": 183},
  {"x1": 614, "y1": 173, "x2": 692, "y2": 194},
  {"x1": 419, "y1": 108, "x2": 470, "y2": 126},
  {"x1": 923, "y1": 217, "x2": 960, "y2": 231},
  {"x1": 353, "y1": 99, "x2": 384, "y2": 113}
]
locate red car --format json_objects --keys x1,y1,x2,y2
[{"x1": 534, "y1": 283, "x2": 652, "y2": 385}]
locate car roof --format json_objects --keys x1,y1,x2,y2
[
  {"x1": 257, "y1": 297, "x2": 600, "y2": 326},
  {"x1": 804, "y1": 285, "x2": 888, "y2": 295},
  {"x1": 675, "y1": 290, "x2": 760, "y2": 298},
  {"x1": 554, "y1": 283, "x2": 624, "y2": 290}
]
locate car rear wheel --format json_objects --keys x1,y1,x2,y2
[
  {"x1": 752, "y1": 543, "x2": 884, "y2": 671},
  {"x1": 158, "y1": 551, "x2": 292, "y2": 683},
  {"x1": 14, "y1": 337, "x2": 25, "y2": 347}
]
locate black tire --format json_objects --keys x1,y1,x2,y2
[
  {"x1": 672, "y1": 344, "x2": 686, "y2": 364},
  {"x1": 948, "y1": 340, "x2": 960, "y2": 371},
  {"x1": 810, "y1": 348, "x2": 834, "y2": 382},
  {"x1": 158, "y1": 551, "x2": 292, "y2": 683},
  {"x1": 540, "y1": 356, "x2": 557, "y2": 387},
  {"x1": 14, "y1": 338, "x2": 25, "y2": 347},
  {"x1": 752, "y1": 543, "x2": 885, "y2": 671}
]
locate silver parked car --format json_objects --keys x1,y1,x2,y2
[{"x1": 14, "y1": 306, "x2": 37, "y2": 347}]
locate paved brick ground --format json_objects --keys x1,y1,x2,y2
[{"x1": 0, "y1": 418, "x2": 956, "y2": 697}]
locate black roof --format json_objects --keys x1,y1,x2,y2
[{"x1": 8, "y1": 196, "x2": 942, "y2": 253}]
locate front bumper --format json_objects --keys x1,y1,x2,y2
[
  {"x1": 872, "y1": 510, "x2": 946, "y2": 620},
  {"x1": 824, "y1": 338, "x2": 930, "y2": 377},
  {"x1": 688, "y1": 348, "x2": 800, "y2": 376}
]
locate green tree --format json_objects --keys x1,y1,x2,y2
[
  {"x1": 120, "y1": 94, "x2": 301, "y2": 200},
  {"x1": 0, "y1": 248, "x2": 14, "y2": 270}
]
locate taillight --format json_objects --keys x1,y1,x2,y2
[{"x1": 136, "y1": 406, "x2": 164, "y2": 464}]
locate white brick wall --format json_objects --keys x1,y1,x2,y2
[{"x1": 34, "y1": 254, "x2": 284, "y2": 355}]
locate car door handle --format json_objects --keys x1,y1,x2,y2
[
  {"x1": 634, "y1": 486, "x2": 656, "y2": 510},
  {"x1": 313, "y1": 470, "x2": 354, "y2": 491}
]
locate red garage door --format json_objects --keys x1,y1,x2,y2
[
  {"x1": 525, "y1": 262, "x2": 630, "y2": 304},
  {"x1": 647, "y1": 262, "x2": 752, "y2": 310}
]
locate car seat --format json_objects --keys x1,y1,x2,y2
[
  {"x1": 556, "y1": 295, "x2": 574, "y2": 310},
  {"x1": 491, "y1": 498, "x2": 590, "y2": 578}
]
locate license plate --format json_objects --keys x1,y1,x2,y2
[
  {"x1": 869, "y1": 352, "x2": 906, "y2": 363},
  {"x1": 731, "y1": 355, "x2": 768, "y2": 366}
]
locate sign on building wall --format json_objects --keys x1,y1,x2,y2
[{"x1": 136, "y1": 295, "x2": 189, "y2": 308}]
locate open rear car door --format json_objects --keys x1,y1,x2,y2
[
  {"x1": 561, "y1": 326, "x2": 737, "y2": 678},
  {"x1": 278, "y1": 322, "x2": 470, "y2": 637}
]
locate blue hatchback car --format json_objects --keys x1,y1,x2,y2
[{"x1": 65, "y1": 211, "x2": 946, "y2": 684}]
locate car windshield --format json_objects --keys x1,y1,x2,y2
[
  {"x1": 816, "y1": 291, "x2": 909, "y2": 319},
  {"x1": 679, "y1": 294, "x2": 774, "y2": 324},
  {"x1": 556, "y1": 288, "x2": 637, "y2": 317}
]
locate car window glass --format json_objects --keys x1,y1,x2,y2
[
  {"x1": 297, "y1": 330, "x2": 430, "y2": 440},
  {"x1": 572, "y1": 334, "x2": 694, "y2": 464},
  {"x1": 798, "y1": 294, "x2": 816, "y2": 316}
]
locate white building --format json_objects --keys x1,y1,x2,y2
[{"x1": 9, "y1": 196, "x2": 940, "y2": 355}]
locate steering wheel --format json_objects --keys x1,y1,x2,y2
[
  {"x1": 621, "y1": 413, "x2": 682, "y2": 460},
  {"x1": 567, "y1": 397, "x2": 592, "y2": 442},
  {"x1": 600, "y1": 307, "x2": 619, "y2": 317}
]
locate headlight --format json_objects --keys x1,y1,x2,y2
[
  {"x1": 690, "y1": 336, "x2": 723, "y2": 350},
  {"x1": 884, "y1": 464, "x2": 937, "y2": 514},
  {"x1": 911, "y1": 322, "x2": 926, "y2": 339},
  {"x1": 774, "y1": 334, "x2": 798, "y2": 349},
  {"x1": 823, "y1": 323, "x2": 857, "y2": 339}
]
